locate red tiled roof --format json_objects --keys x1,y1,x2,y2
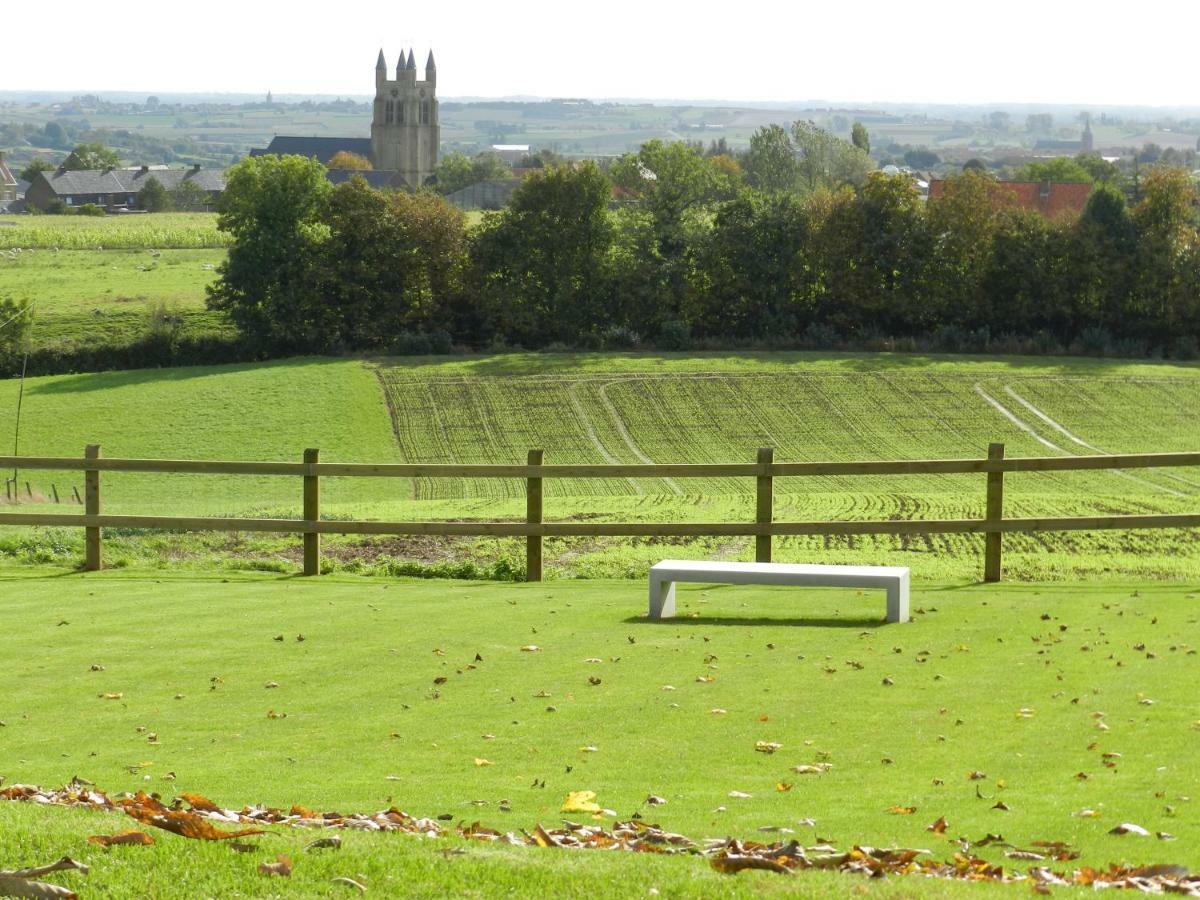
[{"x1": 929, "y1": 180, "x2": 1092, "y2": 219}]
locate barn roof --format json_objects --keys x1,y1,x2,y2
[
  {"x1": 33, "y1": 166, "x2": 225, "y2": 195},
  {"x1": 249, "y1": 136, "x2": 372, "y2": 164}
]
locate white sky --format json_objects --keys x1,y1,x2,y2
[{"x1": 3, "y1": 0, "x2": 1198, "y2": 107}]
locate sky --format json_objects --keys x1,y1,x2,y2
[{"x1": 4, "y1": 0, "x2": 1199, "y2": 108}]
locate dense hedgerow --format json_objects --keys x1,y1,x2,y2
[{"x1": 207, "y1": 151, "x2": 1200, "y2": 361}]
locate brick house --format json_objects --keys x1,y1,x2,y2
[
  {"x1": 928, "y1": 180, "x2": 1093, "y2": 220},
  {"x1": 24, "y1": 164, "x2": 225, "y2": 212}
]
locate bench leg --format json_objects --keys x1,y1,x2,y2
[
  {"x1": 886, "y1": 577, "x2": 910, "y2": 624},
  {"x1": 649, "y1": 578, "x2": 676, "y2": 619}
]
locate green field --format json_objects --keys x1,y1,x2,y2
[
  {"x1": 2, "y1": 352, "x2": 1199, "y2": 580},
  {"x1": 2, "y1": 570, "x2": 1197, "y2": 897},
  {"x1": 0, "y1": 215, "x2": 230, "y2": 351}
]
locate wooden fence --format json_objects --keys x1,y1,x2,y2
[{"x1": 2, "y1": 443, "x2": 1200, "y2": 582}]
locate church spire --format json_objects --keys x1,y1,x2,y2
[
  {"x1": 406, "y1": 49, "x2": 417, "y2": 70},
  {"x1": 426, "y1": 50, "x2": 436, "y2": 72},
  {"x1": 376, "y1": 48, "x2": 386, "y2": 69},
  {"x1": 376, "y1": 48, "x2": 387, "y2": 89}
]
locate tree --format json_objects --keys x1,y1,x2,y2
[
  {"x1": 1025, "y1": 113, "x2": 1054, "y2": 133},
  {"x1": 318, "y1": 178, "x2": 468, "y2": 348},
  {"x1": 0, "y1": 297, "x2": 33, "y2": 357},
  {"x1": 1073, "y1": 153, "x2": 1119, "y2": 184},
  {"x1": 743, "y1": 124, "x2": 798, "y2": 194},
  {"x1": 18, "y1": 158, "x2": 54, "y2": 183},
  {"x1": 170, "y1": 178, "x2": 212, "y2": 212},
  {"x1": 63, "y1": 142, "x2": 121, "y2": 170},
  {"x1": 471, "y1": 163, "x2": 614, "y2": 345},
  {"x1": 962, "y1": 158, "x2": 988, "y2": 173},
  {"x1": 205, "y1": 154, "x2": 332, "y2": 350},
  {"x1": 137, "y1": 176, "x2": 171, "y2": 212},
  {"x1": 987, "y1": 111, "x2": 1011, "y2": 133},
  {"x1": 433, "y1": 152, "x2": 511, "y2": 195},
  {"x1": 851, "y1": 122, "x2": 870, "y2": 155},
  {"x1": 903, "y1": 149, "x2": 940, "y2": 169},
  {"x1": 326, "y1": 151, "x2": 372, "y2": 171},
  {"x1": 41, "y1": 121, "x2": 68, "y2": 148},
  {"x1": 791, "y1": 120, "x2": 874, "y2": 192}
]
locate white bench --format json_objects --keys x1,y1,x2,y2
[{"x1": 648, "y1": 560, "x2": 910, "y2": 624}]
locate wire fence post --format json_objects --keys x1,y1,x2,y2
[
  {"x1": 303, "y1": 448, "x2": 321, "y2": 576},
  {"x1": 756, "y1": 447, "x2": 774, "y2": 563},
  {"x1": 984, "y1": 442, "x2": 1005, "y2": 582},
  {"x1": 526, "y1": 448, "x2": 544, "y2": 582},
  {"x1": 84, "y1": 444, "x2": 102, "y2": 571}
]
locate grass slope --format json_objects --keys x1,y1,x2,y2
[
  {"x1": 2, "y1": 570, "x2": 1198, "y2": 896},
  {"x1": 0, "y1": 214, "x2": 228, "y2": 250},
  {"x1": 3, "y1": 351, "x2": 1200, "y2": 578},
  {"x1": 0, "y1": 358, "x2": 398, "y2": 515}
]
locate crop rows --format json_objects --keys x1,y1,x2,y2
[{"x1": 0, "y1": 213, "x2": 229, "y2": 250}]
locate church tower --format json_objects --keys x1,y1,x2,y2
[{"x1": 371, "y1": 48, "x2": 440, "y2": 189}]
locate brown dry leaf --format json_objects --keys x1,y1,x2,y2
[
  {"x1": 100, "y1": 693, "x2": 123, "y2": 701},
  {"x1": 776, "y1": 782, "x2": 793, "y2": 793},
  {"x1": 1072, "y1": 808, "x2": 1100, "y2": 818},
  {"x1": 520, "y1": 645, "x2": 541, "y2": 653},
  {"x1": 180, "y1": 792, "x2": 223, "y2": 813},
  {"x1": 258, "y1": 854, "x2": 292, "y2": 877},
  {"x1": 531, "y1": 824, "x2": 559, "y2": 848},
  {"x1": 696, "y1": 675, "x2": 716, "y2": 683},
  {"x1": 331, "y1": 876, "x2": 367, "y2": 893},
  {"x1": 992, "y1": 801, "x2": 1010, "y2": 811},
  {"x1": 790, "y1": 764, "x2": 832, "y2": 775},
  {"x1": 87, "y1": 830, "x2": 154, "y2": 847},
  {"x1": 474, "y1": 758, "x2": 492, "y2": 767},
  {"x1": 926, "y1": 816, "x2": 948, "y2": 834},
  {"x1": 886, "y1": 805, "x2": 917, "y2": 815},
  {"x1": 754, "y1": 741, "x2": 782, "y2": 754},
  {"x1": 711, "y1": 856, "x2": 790, "y2": 875},
  {"x1": 967, "y1": 770, "x2": 987, "y2": 780},
  {"x1": 1006, "y1": 850, "x2": 1045, "y2": 860},
  {"x1": 0, "y1": 874, "x2": 78, "y2": 898},
  {"x1": 124, "y1": 797, "x2": 265, "y2": 841}
]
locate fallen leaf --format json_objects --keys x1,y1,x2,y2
[
  {"x1": 100, "y1": 693, "x2": 123, "y2": 701},
  {"x1": 887, "y1": 805, "x2": 917, "y2": 815},
  {"x1": 0, "y1": 874, "x2": 79, "y2": 898},
  {"x1": 305, "y1": 836, "x2": 342, "y2": 852},
  {"x1": 87, "y1": 830, "x2": 153, "y2": 847},
  {"x1": 790, "y1": 764, "x2": 832, "y2": 775},
  {"x1": 711, "y1": 856, "x2": 790, "y2": 875},
  {"x1": 728, "y1": 791, "x2": 752, "y2": 799},
  {"x1": 123, "y1": 795, "x2": 265, "y2": 841},
  {"x1": 927, "y1": 816, "x2": 948, "y2": 834},
  {"x1": 1109, "y1": 823, "x2": 1150, "y2": 836},
  {"x1": 776, "y1": 782, "x2": 793, "y2": 793},
  {"x1": 645, "y1": 795, "x2": 667, "y2": 806},
  {"x1": 992, "y1": 801, "x2": 1010, "y2": 811},
  {"x1": 1073, "y1": 809, "x2": 1100, "y2": 818},
  {"x1": 710, "y1": 708, "x2": 727, "y2": 715},
  {"x1": 474, "y1": 758, "x2": 492, "y2": 767},
  {"x1": 561, "y1": 791, "x2": 602, "y2": 814},
  {"x1": 754, "y1": 741, "x2": 782, "y2": 754},
  {"x1": 331, "y1": 876, "x2": 367, "y2": 893},
  {"x1": 258, "y1": 854, "x2": 292, "y2": 877},
  {"x1": 520, "y1": 645, "x2": 541, "y2": 653}
]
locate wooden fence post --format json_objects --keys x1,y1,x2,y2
[
  {"x1": 756, "y1": 447, "x2": 774, "y2": 563},
  {"x1": 526, "y1": 449, "x2": 544, "y2": 582},
  {"x1": 984, "y1": 442, "x2": 1005, "y2": 582},
  {"x1": 84, "y1": 444, "x2": 102, "y2": 571},
  {"x1": 303, "y1": 448, "x2": 321, "y2": 576}
]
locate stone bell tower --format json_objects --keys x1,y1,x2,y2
[{"x1": 370, "y1": 48, "x2": 440, "y2": 189}]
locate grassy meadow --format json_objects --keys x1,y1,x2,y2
[
  {"x1": 1, "y1": 569, "x2": 1197, "y2": 896},
  {"x1": 0, "y1": 214, "x2": 230, "y2": 352},
  {"x1": 1, "y1": 351, "x2": 1199, "y2": 580}
]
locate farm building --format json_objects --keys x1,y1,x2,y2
[
  {"x1": 24, "y1": 164, "x2": 225, "y2": 212},
  {"x1": 928, "y1": 179, "x2": 1092, "y2": 219}
]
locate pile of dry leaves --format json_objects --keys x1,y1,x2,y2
[{"x1": 2, "y1": 780, "x2": 1197, "y2": 896}]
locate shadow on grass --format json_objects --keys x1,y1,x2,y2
[{"x1": 624, "y1": 614, "x2": 886, "y2": 629}]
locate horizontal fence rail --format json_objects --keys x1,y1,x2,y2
[{"x1": 1, "y1": 444, "x2": 1199, "y2": 582}]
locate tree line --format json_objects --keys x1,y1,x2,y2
[{"x1": 208, "y1": 129, "x2": 1200, "y2": 360}]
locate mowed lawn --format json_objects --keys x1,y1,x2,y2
[{"x1": 1, "y1": 570, "x2": 1197, "y2": 896}]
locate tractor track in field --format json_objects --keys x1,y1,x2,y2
[
  {"x1": 1003, "y1": 386, "x2": 1200, "y2": 491},
  {"x1": 567, "y1": 381, "x2": 644, "y2": 496},
  {"x1": 974, "y1": 384, "x2": 1186, "y2": 498}
]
